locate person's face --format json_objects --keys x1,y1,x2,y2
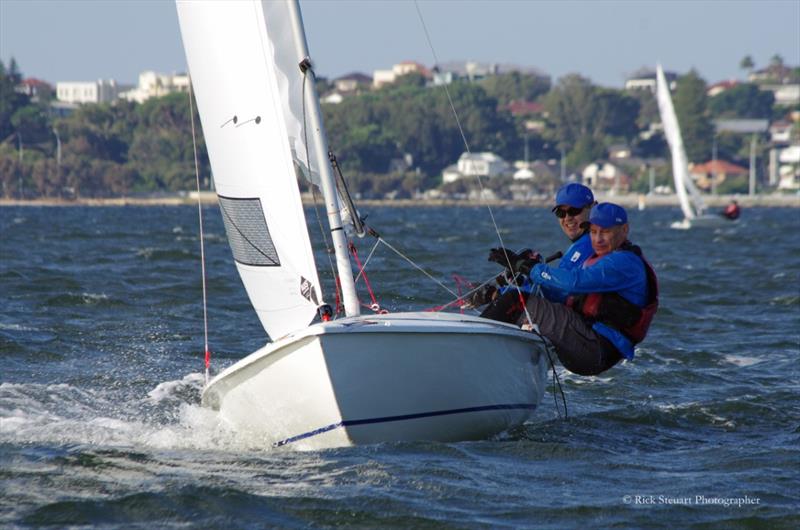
[
  {"x1": 590, "y1": 223, "x2": 629, "y2": 256},
  {"x1": 555, "y1": 204, "x2": 591, "y2": 240}
]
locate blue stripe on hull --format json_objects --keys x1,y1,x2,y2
[{"x1": 274, "y1": 403, "x2": 537, "y2": 447}]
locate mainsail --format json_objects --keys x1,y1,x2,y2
[
  {"x1": 655, "y1": 64, "x2": 706, "y2": 220},
  {"x1": 177, "y1": 0, "x2": 324, "y2": 340}
]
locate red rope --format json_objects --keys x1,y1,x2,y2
[
  {"x1": 334, "y1": 276, "x2": 342, "y2": 316},
  {"x1": 349, "y1": 242, "x2": 386, "y2": 313}
]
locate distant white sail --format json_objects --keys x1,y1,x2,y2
[
  {"x1": 177, "y1": 0, "x2": 323, "y2": 340},
  {"x1": 655, "y1": 64, "x2": 706, "y2": 220}
]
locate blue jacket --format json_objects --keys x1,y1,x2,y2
[
  {"x1": 529, "y1": 248, "x2": 648, "y2": 359},
  {"x1": 501, "y1": 232, "x2": 593, "y2": 297},
  {"x1": 540, "y1": 232, "x2": 593, "y2": 302}
]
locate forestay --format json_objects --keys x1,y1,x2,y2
[{"x1": 177, "y1": 0, "x2": 325, "y2": 340}]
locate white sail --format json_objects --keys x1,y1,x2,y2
[
  {"x1": 178, "y1": 0, "x2": 550, "y2": 449},
  {"x1": 176, "y1": 0, "x2": 324, "y2": 340},
  {"x1": 655, "y1": 64, "x2": 704, "y2": 220}
]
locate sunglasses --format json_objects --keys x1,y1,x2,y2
[{"x1": 554, "y1": 206, "x2": 585, "y2": 218}]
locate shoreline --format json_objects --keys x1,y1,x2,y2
[{"x1": 1, "y1": 192, "x2": 798, "y2": 208}]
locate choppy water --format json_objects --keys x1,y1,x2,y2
[{"x1": 1, "y1": 204, "x2": 798, "y2": 528}]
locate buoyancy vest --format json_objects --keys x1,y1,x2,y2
[{"x1": 566, "y1": 242, "x2": 659, "y2": 344}]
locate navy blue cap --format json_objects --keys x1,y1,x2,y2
[
  {"x1": 552, "y1": 183, "x2": 594, "y2": 211},
  {"x1": 588, "y1": 202, "x2": 628, "y2": 228}
]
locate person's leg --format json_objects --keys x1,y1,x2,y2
[
  {"x1": 520, "y1": 296, "x2": 621, "y2": 375},
  {"x1": 480, "y1": 290, "x2": 528, "y2": 324}
]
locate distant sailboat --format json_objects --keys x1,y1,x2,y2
[
  {"x1": 655, "y1": 65, "x2": 728, "y2": 229},
  {"x1": 176, "y1": 0, "x2": 548, "y2": 449}
]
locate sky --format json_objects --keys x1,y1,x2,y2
[{"x1": 1, "y1": 0, "x2": 798, "y2": 89}]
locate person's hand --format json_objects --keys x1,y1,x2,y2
[
  {"x1": 513, "y1": 252, "x2": 542, "y2": 276},
  {"x1": 463, "y1": 284, "x2": 497, "y2": 308},
  {"x1": 488, "y1": 247, "x2": 519, "y2": 265}
]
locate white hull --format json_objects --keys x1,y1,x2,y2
[
  {"x1": 670, "y1": 214, "x2": 733, "y2": 230},
  {"x1": 202, "y1": 312, "x2": 549, "y2": 449}
]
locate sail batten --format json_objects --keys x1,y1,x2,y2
[{"x1": 177, "y1": 0, "x2": 324, "y2": 339}]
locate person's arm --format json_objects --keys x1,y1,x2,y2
[{"x1": 529, "y1": 252, "x2": 643, "y2": 294}]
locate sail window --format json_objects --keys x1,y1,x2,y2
[{"x1": 218, "y1": 196, "x2": 280, "y2": 267}]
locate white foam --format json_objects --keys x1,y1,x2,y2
[
  {"x1": 0, "y1": 378, "x2": 274, "y2": 453},
  {"x1": 147, "y1": 372, "x2": 205, "y2": 403},
  {"x1": 722, "y1": 355, "x2": 762, "y2": 367}
]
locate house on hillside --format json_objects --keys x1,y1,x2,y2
[
  {"x1": 707, "y1": 79, "x2": 739, "y2": 97},
  {"x1": 505, "y1": 100, "x2": 547, "y2": 132},
  {"x1": 748, "y1": 64, "x2": 797, "y2": 84},
  {"x1": 118, "y1": 71, "x2": 189, "y2": 103},
  {"x1": 373, "y1": 61, "x2": 430, "y2": 88},
  {"x1": 582, "y1": 161, "x2": 631, "y2": 193},
  {"x1": 57, "y1": 79, "x2": 128, "y2": 104},
  {"x1": 608, "y1": 144, "x2": 633, "y2": 161},
  {"x1": 333, "y1": 72, "x2": 372, "y2": 93},
  {"x1": 321, "y1": 72, "x2": 373, "y2": 104},
  {"x1": 770, "y1": 121, "x2": 795, "y2": 145},
  {"x1": 761, "y1": 84, "x2": 800, "y2": 107},
  {"x1": 16, "y1": 78, "x2": 53, "y2": 100},
  {"x1": 689, "y1": 160, "x2": 748, "y2": 191},
  {"x1": 777, "y1": 145, "x2": 800, "y2": 191},
  {"x1": 625, "y1": 68, "x2": 677, "y2": 92},
  {"x1": 442, "y1": 152, "x2": 510, "y2": 183}
]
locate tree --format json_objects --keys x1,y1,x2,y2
[
  {"x1": 10, "y1": 105, "x2": 51, "y2": 144},
  {"x1": 739, "y1": 55, "x2": 755, "y2": 77},
  {"x1": 543, "y1": 74, "x2": 640, "y2": 166},
  {"x1": 0, "y1": 59, "x2": 31, "y2": 142},
  {"x1": 479, "y1": 71, "x2": 551, "y2": 107},
  {"x1": 673, "y1": 70, "x2": 713, "y2": 163},
  {"x1": 709, "y1": 83, "x2": 774, "y2": 119},
  {"x1": 128, "y1": 92, "x2": 209, "y2": 191},
  {"x1": 333, "y1": 123, "x2": 398, "y2": 173}
]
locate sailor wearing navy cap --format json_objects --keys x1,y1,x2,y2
[
  {"x1": 547, "y1": 182, "x2": 596, "y2": 294},
  {"x1": 521, "y1": 202, "x2": 659, "y2": 376},
  {"x1": 474, "y1": 183, "x2": 596, "y2": 315}
]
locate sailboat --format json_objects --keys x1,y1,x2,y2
[
  {"x1": 175, "y1": 0, "x2": 548, "y2": 449},
  {"x1": 655, "y1": 65, "x2": 728, "y2": 230}
]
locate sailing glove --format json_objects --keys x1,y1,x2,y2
[
  {"x1": 465, "y1": 284, "x2": 497, "y2": 308},
  {"x1": 513, "y1": 252, "x2": 542, "y2": 276},
  {"x1": 488, "y1": 247, "x2": 519, "y2": 266}
]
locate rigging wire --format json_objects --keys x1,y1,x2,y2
[
  {"x1": 187, "y1": 78, "x2": 211, "y2": 385},
  {"x1": 378, "y1": 237, "x2": 462, "y2": 300},
  {"x1": 413, "y1": 1, "x2": 529, "y2": 306},
  {"x1": 414, "y1": 1, "x2": 566, "y2": 416}
]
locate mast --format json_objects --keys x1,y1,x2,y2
[{"x1": 286, "y1": 0, "x2": 360, "y2": 317}]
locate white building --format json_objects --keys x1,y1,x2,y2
[
  {"x1": 777, "y1": 145, "x2": 800, "y2": 190},
  {"x1": 56, "y1": 79, "x2": 123, "y2": 104},
  {"x1": 761, "y1": 84, "x2": 800, "y2": 107},
  {"x1": 372, "y1": 61, "x2": 428, "y2": 88},
  {"x1": 442, "y1": 152, "x2": 509, "y2": 183},
  {"x1": 582, "y1": 161, "x2": 630, "y2": 192},
  {"x1": 119, "y1": 71, "x2": 190, "y2": 103},
  {"x1": 625, "y1": 69, "x2": 677, "y2": 92}
]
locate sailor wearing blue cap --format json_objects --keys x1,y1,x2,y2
[
  {"x1": 550, "y1": 182, "x2": 596, "y2": 279},
  {"x1": 471, "y1": 183, "x2": 596, "y2": 312},
  {"x1": 520, "y1": 202, "x2": 659, "y2": 375}
]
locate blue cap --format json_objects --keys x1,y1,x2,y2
[
  {"x1": 553, "y1": 183, "x2": 594, "y2": 211},
  {"x1": 588, "y1": 202, "x2": 628, "y2": 228}
]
